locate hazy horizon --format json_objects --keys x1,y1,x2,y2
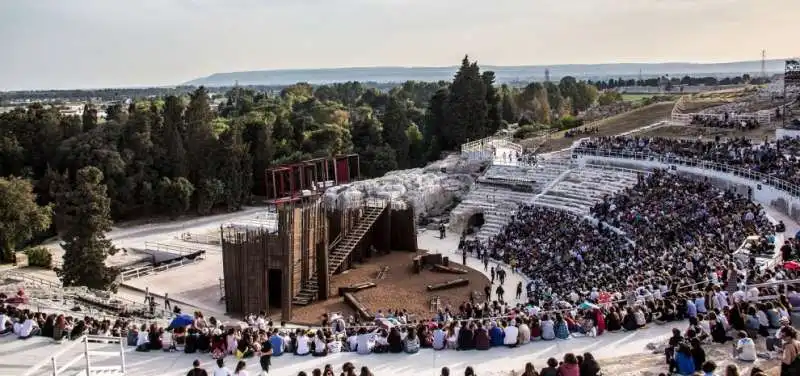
[{"x1": 2, "y1": 0, "x2": 798, "y2": 90}]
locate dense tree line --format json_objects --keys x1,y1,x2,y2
[
  {"x1": 0, "y1": 55, "x2": 613, "y2": 290},
  {"x1": 588, "y1": 74, "x2": 770, "y2": 90},
  {"x1": 0, "y1": 82, "x2": 439, "y2": 106}
]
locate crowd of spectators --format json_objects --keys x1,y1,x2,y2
[
  {"x1": 564, "y1": 127, "x2": 599, "y2": 138},
  {"x1": 690, "y1": 114, "x2": 760, "y2": 130},
  {"x1": 5, "y1": 152, "x2": 800, "y2": 375},
  {"x1": 578, "y1": 136, "x2": 800, "y2": 187}
]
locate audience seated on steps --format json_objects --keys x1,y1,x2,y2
[{"x1": 579, "y1": 135, "x2": 800, "y2": 187}]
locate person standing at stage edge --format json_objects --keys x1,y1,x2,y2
[{"x1": 259, "y1": 333, "x2": 274, "y2": 375}]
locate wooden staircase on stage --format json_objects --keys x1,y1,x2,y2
[{"x1": 292, "y1": 203, "x2": 387, "y2": 306}]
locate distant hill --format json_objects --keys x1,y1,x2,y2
[{"x1": 184, "y1": 59, "x2": 789, "y2": 87}]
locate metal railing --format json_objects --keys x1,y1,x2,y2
[
  {"x1": 573, "y1": 147, "x2": 800, "y2": 198},
  {"x1": 460, "y1": 135, "x2": 512, "y2": 153},
  {"x1": 1, "y1": 270, "x2": 173, "y2": 322},
  {"x1": 178, "y1": 232, "x2": 221, "y2": 245},
  {"x1": 143, "y1": 242, "x2": 200, "y2": 258},
  {"x1": 118, "y1": 255, "x2": 205, "y2": 281},
  {"x1": 23, "y1": 335, "x2": 126, "y2": 376}
]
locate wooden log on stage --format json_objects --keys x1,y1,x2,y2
[
  {"x1": 337, "y1": 282, "x2": 377, "y2": 297},
  {"x1": 421, "y1": 253, "x2": 442, "y2": 266},
  {"x1": 427, "y1": 278, "x2": 469, "y2": 291},
  {"x1": 431, "y1": 264, "x2": 468, "y2": 274},
  {"x1": 412, "y1": 255, "x2": 423, "y2": 274},
  {"x1": 343, "y1": 292, "x2": 373, "y2": 320}
]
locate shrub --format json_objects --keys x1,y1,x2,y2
[
  {"x1": 25, "y1": 246, "x2": 53, "y2": 268},
  {"x1": 558, "y1": 116, "x2": 583, "y2": 130},
  {"x1": 514, "y1": 125, "x2": 542, "y2": 139}
]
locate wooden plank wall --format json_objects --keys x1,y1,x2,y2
[
  {"x1": 291, "y1": 207, "x2": 303, "y2": 298},
  {"x1": 221, "y1": 228, "x2": 279, "y2": 316},
  {"x1": 278, "y1": 205, "x2": 293, "y2": 320},
  {"x1": 390, "y1": 206, "x2": 418, "y2": 252}
]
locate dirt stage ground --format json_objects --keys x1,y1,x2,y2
[{"x1": 289, "y1": 250, "x2": 491, "y2": 323}]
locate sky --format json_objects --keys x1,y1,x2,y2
[{"x1": 0, "y1": 0, "x2": 797, "y2": 90}]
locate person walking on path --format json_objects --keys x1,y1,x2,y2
[
  {"x1": 165, "y1": 293, "x2": 171, "y2": 311},
  {"x1": 496, "y1": 285, "x2": 505, "y2": 303}
]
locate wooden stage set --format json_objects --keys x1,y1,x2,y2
[{"x1": 220, "y1": 155, "x2": 418, "y2": 321}]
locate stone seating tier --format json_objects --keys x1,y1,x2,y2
[{"x1": 531, "y1": 169, "x2": 639, "y2": 215}]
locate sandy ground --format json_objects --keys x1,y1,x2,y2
[{"x1": 290, "y1": 250, "x2": 491, "y2": 323}]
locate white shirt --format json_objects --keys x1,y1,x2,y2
[
  {"x1": 0, "y1": 314, "x2": 7, "y2": 331},
  {"x1": 747, "y1": 287, "x2": 760, "y2": 301},
  {"x1": 732, "y1": 290, "x2": 746, "y2": 303},
  {"x1": 313, "y1": 337, "x2": 326, "y2": 354},
  {"x1": 296, "y1": 336, "x2": 310, "y2": 355},
  {"x1": 346, "y1": 335, "x2": 358, "y2": 351},
  {"x1": 736, "y1": 337, "x2": 757, "y2": 361},
  {"x1": 503, "y1": 326, "x2": 519, "y2": 345},
  {"x1": 136, "y1": 331, "x2": 149, "y2": 346},
  {"x1": 714, "y1": 291, "x2": 728, "y2": 309},
  {"x1": 327, "y1": 340, "x2": 342, "y2": 353},
  {"x1": 357, "y1": 332, "x2": 375, "y2": 354},
  {"x1": 432, "y1": 329, "x2": 446, "y2": 350},
  {"x1": 756, "y1": 311, "x2": 769, "y2": 327},
  {"x1": 19, "y1": 319, "x2": 36, "y2": 337},
  {"x1": 212, "y1": 366, "x2": 232, "y2": 376}
]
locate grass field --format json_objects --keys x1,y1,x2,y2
[
  {"x1": 524, "y1": 101, "x2": 675, "y2": 152},
  {"x1": 621, "y1": 93, "x2": 654, "y2": 102}
]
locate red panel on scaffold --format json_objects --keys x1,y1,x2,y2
[{"x1": 335, "y1": 158, "x2": 350, "y2": 184}]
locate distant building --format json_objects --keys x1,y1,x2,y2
[
  {"x1": 58, "y1": 104, "x2": 84, "y2": 117},
  {"x1": 545, "y1": 69, "x2": 550, "y2": 82}
]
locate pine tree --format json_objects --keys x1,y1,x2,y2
[
  {"x1": 381, "y1": 96, "x2": 411, "y2": 169},
  {"x1": 81, "y1": 104, "x2": 98, "y2": 132},
  {"x1": 499, "y1": 85, "x2": 518, "y2": 123},
  {"x1": 218, "y1": 125, "x2": 248, "y2": 211},
  {"x1": 444, "y1": 56, "x2": 488, "y2": 149},
  {"x1": 423, "y1": 88, "x2": 448, "y2": 161},
  {"x1": 57, "y1": 166, "x2": 119, "y2": 290},
  {"x1": 482, "y1": 71, "x2": 502, "y2": 134},
  {"x1": 184, "y1": 87, "x2": 215, "y2": 184}
]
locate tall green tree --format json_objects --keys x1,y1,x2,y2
[
  {"x1": 0, "y1": 177, "x2": 53, "y2": 263},
  {"x1": 444, "y1": 56, "x2": 488, "y2": 149},
  {"x1": 82, "y1": 104, "x2": 98, "y2": 132},
  {"x1": 56, "y1": 166, "x2": 119, "y2": 290},
  {"x1": 499, "y1": 84, "x2": 518, "y2": 123},
  {"x1": 381, "y1": 96, "x2": 411, "y2": 169},
  {"x1": 482, "y1": 71, "x2": 503, "y2": 134},
  {"x1": 423, "y1": 88, "x2": 448, "y2": 161},
  {"x1": 184, "y1": 87, "x2": 216, "y2": 185},
  {"x1": 157, "y1": 177, "x2": 194, "y2": 218}
]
